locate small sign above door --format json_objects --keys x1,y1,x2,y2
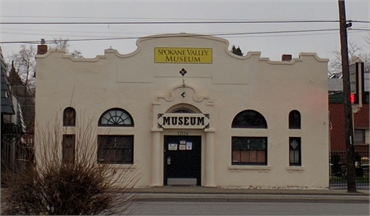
[
  {"x1": 158, "y1": 113, "x2": 210, "y2": 129},
  {"x1": 168, "y1": 143, "x2": 178, "y2": 151},
  {"x1": 186, "y1": 142, "x2": 192, "y2": 150}
]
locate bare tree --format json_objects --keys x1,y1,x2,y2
[
  {"x1": 51, "y1": 37, "x2": 69, "y2": 50},
  {"x1": 8, "y1": 45, "x2": 36, "y2": 133},
  {"x1": 51, "y1": 37, "x2": 83, "y2": 58},
  {"x1": 7, "y1": 40, "x2": 83, "y2": 132},
  {"x1": 329, "y1": 41, "x2": 370, "y2": 76},
  {"x1": 70, "y1": 50, "x2": 83, "y2": 58},
  {"x1": 9, "y1": 44, "x2": 36, "y2": 86},
  {"x1": 1, "y1": 119, "x2": 138, "y2": 215},
  {"x1": 231, "y1": 45, "x2": 243, "y2": 56}
]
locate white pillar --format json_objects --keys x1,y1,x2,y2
[
  {"x1": 151, "y1": 129, "x2": 162, "y2": 186},
  {"x1": 204, "y1": 128, "x2": 216, "y2": 187}
]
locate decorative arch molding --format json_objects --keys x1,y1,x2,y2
[
  {"x1": 158, "y1": 84, "x2": 211, "y2": 103},
  {"x1": 150, "y1": 81, "x2": 217, "y2": 187},
  {"x1": 152, "y1": 84, "x2": 214, "y2": 130}
]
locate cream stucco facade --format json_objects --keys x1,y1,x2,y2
[{"x1": 35, "y1": 33, "x2": 329, "y2": 188}]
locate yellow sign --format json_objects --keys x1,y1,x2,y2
[{"x1": 154, "y1": 47, "x2": 212, "y2": 64}]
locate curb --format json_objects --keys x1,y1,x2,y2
[{"x1": 133, "y1": 193, "x2": 370, "y2": 203}]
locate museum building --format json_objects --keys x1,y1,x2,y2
[{"x1": 35, "y1": 33, "x2": 329, "y2": 188}]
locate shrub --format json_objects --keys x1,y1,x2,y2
[{"x1": 1, "y1": 120, "x2": 138, "y2": 215}]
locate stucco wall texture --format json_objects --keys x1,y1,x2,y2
[{"x1": 35, "y1": 34, "x2": 330, "y2": 188}]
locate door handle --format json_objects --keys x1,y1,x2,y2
[{"x1": 167, "y1": 156, "x2": 171, "y2": 165}]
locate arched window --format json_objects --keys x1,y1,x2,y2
[
  {"x1": 63, "y1": 107, "x2": 76, "y2": 126},
  {"x1": 172, "y1": 108, "x2": 194, "y2": 113},
  {"x1": 98, "y1": 108, "x2": 134, "y2": 164},
  {"x1": 98, "y1": 108, "x2": 134, "y2": 126},
  {"x1": 232, "y1": 110, "x2": 267, "y2": 128},
  {"x1": 289, "y1": 110, "x2": 301, "y2": 129},
  {"x1": 166, "y1": 103, "x2": 201, "y2": 113}
]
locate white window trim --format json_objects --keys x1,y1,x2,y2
[
  {"x1": 228, "y1": 165, "x2": 271, "y2": 172},
  {"x1": 286, "y1": 166, "x2": 305, "y2": 173}
]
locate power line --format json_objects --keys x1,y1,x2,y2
[
  {"x1": 0, "y1": 20, "x2": 341, "y2": 25},
  {"x1": 2, "y1": 27, "x2": 351, "y2": 39},
  {"x1": 0, "y1": 15, "x2": 302, "y2": 22},
  {"x1": 0, "y1": 28, "x2": 342, "y2": 44},
  {"x1": 3, "y1": 15, "x2": 368, "y2": 24},
  {"x1": 2, "y1": 25, "x2": 367, "y2": 39},
  {"x1": 351, "y1": 20, "x2": 370, "y2": 24}
]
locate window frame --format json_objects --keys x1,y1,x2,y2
[
  {"x1": 289, "y1": 110, "x2": 301, "y2": 129},
  {"x1": 63, "y1": 107, "x2": 76, "y2": 126},
  {"x1": 62, "y1": 134, "x2": 75, "y2": 163},
  {"x1": 231, "y1": 136, "x2": 268, "y2": 165},
  {"x1": 97, "y1": 135, "x2": 134, "y2": 164},
  {"x1": 354, "y1": 129, "x2": 365, "y2": 144},
  {"x1": 98, "y1": 108, "x2": 134, "y2": 127},
  {"x1": 289, "y1": 137, "x2": 301, "y2": 166},
  {"x1": 232, "y1": 110, "x2": 268, "y2": 129}
]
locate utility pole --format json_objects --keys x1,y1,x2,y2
[{"x1": 338, "y1": 0, "x2": 356, "y2": 192}]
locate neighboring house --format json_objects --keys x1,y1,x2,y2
[
  {"x1": 8, "y1": 61, "x2": 35, "y2": 134},
  {"x1": 328, "y1": 72, "x2": 369, "y2": 151},
  {"x1": 1, "y1": 46, "x2": 27, "y2": 175},
  {"x1": 328, "y1": 73, "x2": 369, "y2": 176},
  {"x1": 35, "y1": 33, "x2": 329, "y2": 189}
]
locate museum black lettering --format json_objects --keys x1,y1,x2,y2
[
  {"x1": 171, "y1": 117, "x2": 177, "y2": 125},
  {"x1": 190, "y1": 117, "x2": 196, "y2": 125},
  {"x1": 178, "y1": 117, "x2": 183, "y2": 125},
  {"x1": 161, "y1": 116, "x2": 206, "y2": 126},
  {"x1": 197, "y1": 117, "x2": 204, "y2": 125},
  {"x1": 163, "y1": 117, "x2": 170, "y2": 125},
  {"x1": 184, "y1": 117, "x2": 189, "y2": 125}
]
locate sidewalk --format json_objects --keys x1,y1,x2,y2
[{"x1": 129, "y1": 186, "x2": 370, "y2": 203}]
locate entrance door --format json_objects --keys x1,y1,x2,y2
[{"x1": 164, "y1": 136, "x2": 201, "y2": 186}]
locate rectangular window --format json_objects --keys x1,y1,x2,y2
[
  {"x1": 62, "y1": 135, "x2": 75, "y2": 163},
  {"x1": 354, "y1": 130, "x2": 365, "y2": 144},
  {"x1": 98, "y1": 135, "x2": 133, "y2": 164},
  {"x1": 232, "y1": 137, "x2": 267, "y2": 165},
  {"x1": 289, "y1": 137, "x2": 301, "y2": 166}
]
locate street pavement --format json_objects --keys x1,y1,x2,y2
[
  {"x1": 2, "y1": 186, "x2": 368, "y2": 203},
  {"x1": 128, "y1": 186, "x2": 370, "y2": 203}
]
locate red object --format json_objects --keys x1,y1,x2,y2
[{"x1": 350, "y1": 93, "x2": 355, "y2": 104}]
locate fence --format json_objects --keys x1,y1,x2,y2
[
  {"x1": 1, "y1": 131, "x2": 34, "y2": 177},
  {"x1": 330, "y1": 147, "x2": 369, "y2": 189}
]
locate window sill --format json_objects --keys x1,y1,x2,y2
[
  {"x1": 228, "y1": 165, "x2": 271, "y2": 173},
  {"x1": 286, "y1": 166, "x2": 304, "y2": 173},
  {"x1": 101, "y1": 164, "x2": 137, "y2": 169}
]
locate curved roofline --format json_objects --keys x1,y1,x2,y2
[{"x1": 36, "y1": 33, "x2": 329, "y2": 64}]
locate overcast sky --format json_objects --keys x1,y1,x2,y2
[{"x1": 1, "y1": 0, "x2": 369, "y2": 61}]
